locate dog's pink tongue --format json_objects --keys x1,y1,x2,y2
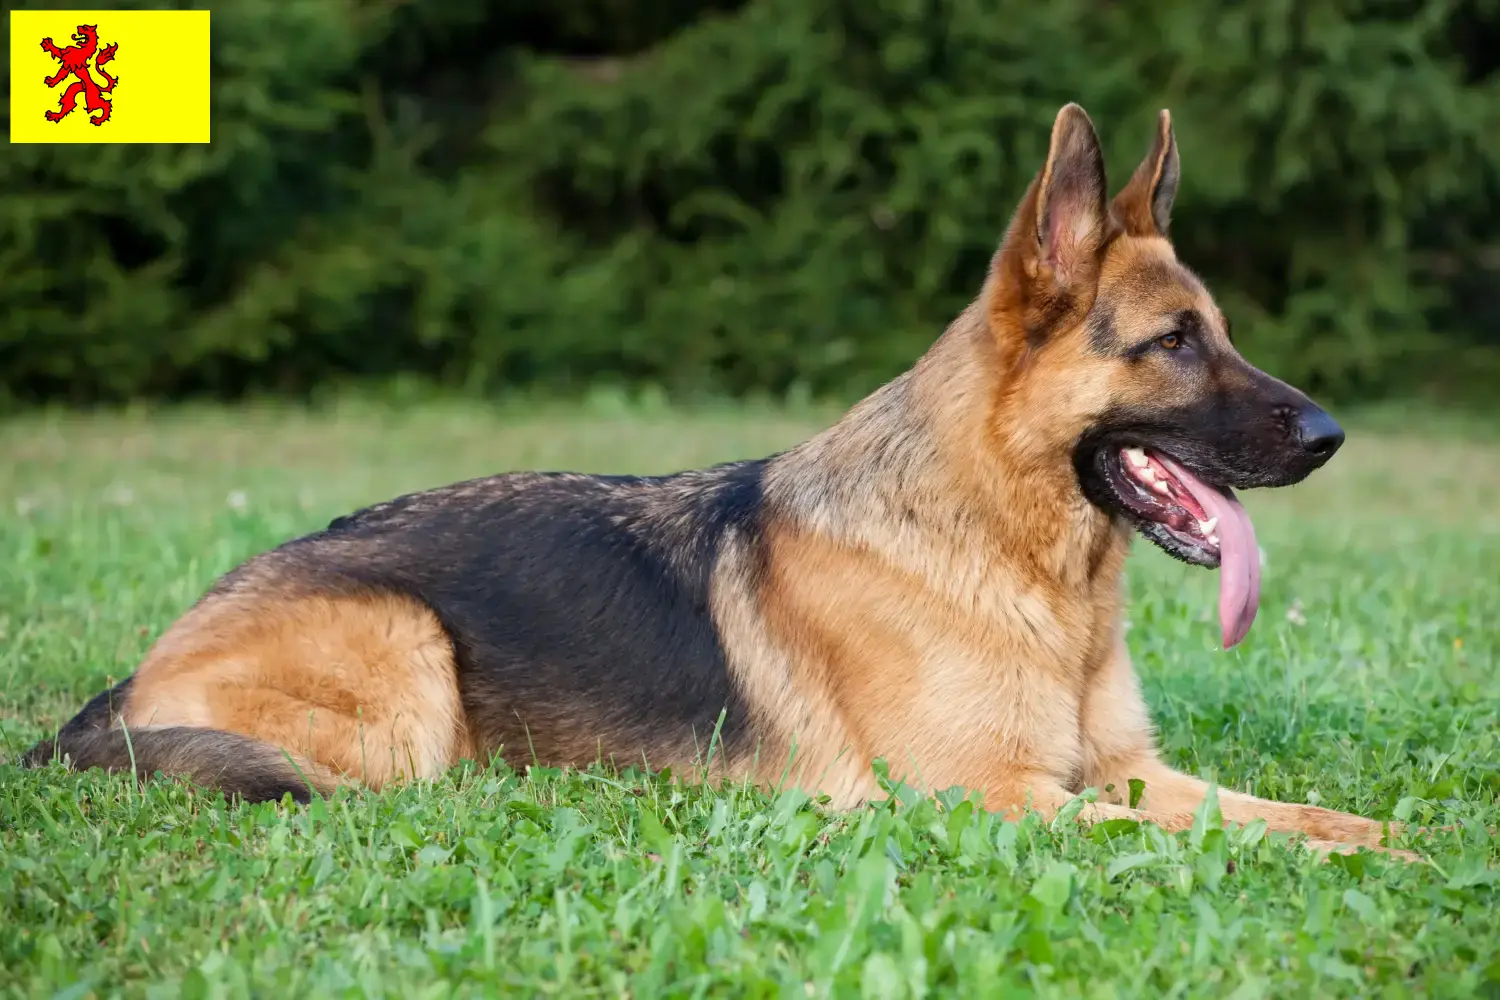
[{"x1": 1154, "y1": 455, "x2": 1262, "y2": 649}]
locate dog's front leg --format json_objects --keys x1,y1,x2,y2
[
  {"x1": 976, "y1": 769, "x2": 1154, "y2": 827},
  {"x1": 1086, "y1": 754, "x2": 1420, "y2": 859},
  {"x1": 1076, "y1": 640, "x2": 1418, "y2": 859},
  {"x1": 972, "y1": 764, "x2": 1414, "y2": 863}
]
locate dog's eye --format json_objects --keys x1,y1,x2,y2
[{"x1": 1157, "y1": 332, "x2": 1184, "y2": 351}]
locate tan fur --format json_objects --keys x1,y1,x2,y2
[
  {"x1": 122, "y1": 588, "x2": 472, "y2": 789},
  {"x1": 719, "y1": 104, "x2": 1417, "y2": 860}
]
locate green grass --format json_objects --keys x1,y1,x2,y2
[{"x1": 2, "y1": 397, "x2": 1498, "y2": 998}]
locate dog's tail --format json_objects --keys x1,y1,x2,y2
[
  {"x1": 21, "y1": 727, "x2": 333, "y2": 803},
  {"x1": 19, "y1": 684, "x2": 334, "y2": 803}
]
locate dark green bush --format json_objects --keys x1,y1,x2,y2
[{"x1": 2, "y1": 0, "x2": 1497, "y2": 407}]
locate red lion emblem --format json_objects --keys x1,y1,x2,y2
[{"x1": 41, "y1": 24, "x2": 119, "y2": 126}]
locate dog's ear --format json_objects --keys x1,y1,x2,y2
[
  {"x1": 1030, "y1": 103, "x2": 1110, "y2": 290},
  {"x1": 990, "y1": 104, "x2": 1110, "y2": 346},
  {"x1": 1112, "y1": 109, "x2": 1179, "y2": 238}
]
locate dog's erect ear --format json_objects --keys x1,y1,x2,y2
[
  {"x1": 1032, "y1": 104, "x2": 1110, "y2": 289},
  {"x1": 989, "y1": 104, "x2": 1110, "y2": 347},
  {"x1": 995, "y1": 105, "x2": 1109, "y2": 295},
  {"x1": 1112, "y1": 109, "x2": 1179, "y2": 238}
]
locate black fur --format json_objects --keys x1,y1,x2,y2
[
  {"x1": 1072, "y1": 364, "x2": 1344, "y2": 568},
  {"x1": 21, "y1": 676, "x2": 134, "y2": 767},
  {"x1": 1086, "y1": 304, "x2": 1117, "y2": 355},
  {"x1": 33, "y1": 728, "x2": 321, "y2": 803},
  {"x1": 1076, "y1": 295, "x2": 1342, "y2": 542},
  {"x1": 1119, "y1": 309, "x2": 1208, "y2": 359},
  {"x1": 264, "y1": 459, "x2": 771, "y2": 770}
]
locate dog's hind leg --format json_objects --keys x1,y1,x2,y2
[{"x1": 32, "y1": 588, "x2": 475, "y2": 800}]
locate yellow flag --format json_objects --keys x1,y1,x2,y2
[{"x1": 9, "y1": 9, "x2": 210, "y2": 143}]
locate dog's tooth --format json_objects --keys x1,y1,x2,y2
[
  {"x1": 1151, "y1": 479, "x2": 1170, "y2": 495},
  {"x1": 1124, "y1": 448, "x2": 1149, "y2": 468},
  {"x1": 1208, "y1": 534, "x2": 1220, "y2": 546},
  {"x1": 1198, "y1": 517, "x2": 1218, "y2": 535}
]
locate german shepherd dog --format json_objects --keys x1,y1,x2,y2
[{"x1": 25, "y1": 105, "x2": 1412, "y2": 858}]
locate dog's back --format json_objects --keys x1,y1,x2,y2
[{"x1": 26, "y1": 463, "x2": 776, "y2": 799}]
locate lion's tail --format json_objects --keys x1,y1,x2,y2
[{"x1": 96, "y1": 43, "x2": 118, "y2": 91}]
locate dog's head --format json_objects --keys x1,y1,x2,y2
[{"x1": 985, "y1": 104, "x2": 1343, "y2": 647}]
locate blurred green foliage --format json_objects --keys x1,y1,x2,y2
[{"x1": 2, "y1": 0, "x2": 1498, "y2": 407}]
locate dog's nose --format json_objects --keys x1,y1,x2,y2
[{"x1": 1293, "y1": 407, "x2": 1345, "y2": 458}]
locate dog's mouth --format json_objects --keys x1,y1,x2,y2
[{"x1": 1103, "y1": 446, "x2": 1262, "y2": 649}]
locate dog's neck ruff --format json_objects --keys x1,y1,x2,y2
[{"x1": 770, "y1": 326, "x2": 1127, "y2": 608}]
